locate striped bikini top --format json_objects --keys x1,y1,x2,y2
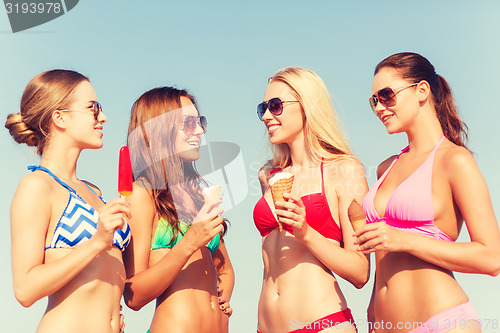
[{"x1": 28, "y1": 165, "x2": 131, "y2": 251}]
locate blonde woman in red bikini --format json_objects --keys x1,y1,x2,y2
[
  {"x1": 358, "y1": 52, "x2": 500, "y2": 333},
  {"x1": 254, "y1": 67, "x2": 370, "y2": 333}
]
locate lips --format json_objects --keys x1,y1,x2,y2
[
  {"x1": 267, "y1": 123, "x2": 280, "y2": 135},
  {"x1": 187, "y1": 140, "x2": 200, "y2": 147},
  {"x1": 380, "y1": 114, "x2": 394, "y2": 124}
]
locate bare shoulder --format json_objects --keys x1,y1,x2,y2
[
  {"x1": 377, "y1": 155, "x2": 398, "y2": 179},
  {"x1": 440, "y1": 144, "x2": 477, "y2": 176},
  {"x1": 15, "y1": 171, "x2": 54, "y2": 198},
  {"x1": 323, "y1": 157, "x2": 365, "y2": 179},
  {"x1": 81, "y1": 180, "x2": 102, "y2": 196},
  {"x1": 11, "y1": 171, "x2": 53, "y2": 223},
  {"x1": 126, "y1": 181, "x2": 155, "y2": 214}
]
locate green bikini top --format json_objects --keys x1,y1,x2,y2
[{"x1": 151, "y1": 217, "x2": 220, "y2": 254}]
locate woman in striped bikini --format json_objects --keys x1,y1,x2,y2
[{"x1": 6, "y1": 69, "x2": 131, "y2": 332}]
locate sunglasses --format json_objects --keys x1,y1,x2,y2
[
  {"x1": 369, "y1": 83, "x2": 418, "y2": 113},
  {"x1": 257, "y1": 97, "x2": 299, "y2": 121},
  {"x1": 59, "y1": 101, "x2": 103, "y2": 121},
  {"x1": 181, "y1": 115, "x2": 207, "y2": 135}
]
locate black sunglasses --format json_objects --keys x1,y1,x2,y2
[
  {"x1": 59, "y1": 101, "x2": 103, "y2": 121},
  {"x1": 181, "y1": 115, "x2": 207, "y2": 135},
  {"x1": 369, "y1": 83, "x2": 418, "y2": 113},
  {"x1": 257, "y1": 97, "x2": 299, "y2": 121}
]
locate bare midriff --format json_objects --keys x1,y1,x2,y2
[
  {"x1": 38, "y1": 247, "x2": 125, "y2": 333},
  {"x1": 148, "y1": 246, "x2": 221, "y2": 333},
  {"x1": 373, "y1": 251, "x2": 469, "y2": 333},
  {"x1": 258, "y1": 230, "x2": 350, "y2": 333}
]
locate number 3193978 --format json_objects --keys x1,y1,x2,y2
[{"x1": 5, "y1": 2, "x2": 62, "y2": 14}]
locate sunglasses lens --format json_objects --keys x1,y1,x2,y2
[
  {"x1": 183, "y1": 116, "x2": 196, "y2": 133},
  {"x1": 369, "y1": 96, "x2": 378, "y2": 111},
  {"x1": 93, "y1": 101, "x2": 102, "y2": 120},
  {"x1": 257, "y1": 103, "x2": 265, "y2": 121},
  {"x1": 183, "y1": 116, "x2": 207, "y2": 134},
  {"x1": 378, "y1": 88, "x2": 396, "y2": 105},
  {"x1": 268, "y1": 98, "x2": 283, "y2": 115},
  {"x1": 200, "y1": 116, "x2": 207, "y2": 133}
]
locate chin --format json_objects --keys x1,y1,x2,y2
[
  {"x1": 384, "y1": 123, "x2": 404, "y2": 135},
  {"x1": 179, "y1": 149, "x2": 200, "y2": 162},
  {"x1": 84, "y1": 141, "x2": 104, "y2": 150},
  {"x1": 269, "y1": 135, "x2": 284, "y2": 145}
]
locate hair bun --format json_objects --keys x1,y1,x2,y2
[{"x1": 5, "y1": 112, "x2": 40, "y2": 147}]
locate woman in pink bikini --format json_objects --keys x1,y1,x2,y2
[
  {"x1": 253, "y1": 67, "x2": 370, "y2": 333},
  {"x1": 358, "y1": 52, "x2": 500, "y2": 333}
]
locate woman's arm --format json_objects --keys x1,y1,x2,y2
[
  {"x1": 123, "y1": 184, "x2": 225, "y2": 310},
  {"x1": 11, "y1": 173, "x2": 128, "y2": 307},
  {"x1": 213, "y1": 240, "x2": 234, "y2": 316},
  {"x1": 276, "y1": 159, "x2": 370, "y2": 288},
  {"x1": 357, "y1": 148, "x2": 500, "y2": 275},
  {"x1": 213, "y1": 239, "x2": 234, "y2": 333}
]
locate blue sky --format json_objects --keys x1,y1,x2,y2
[{"x1": 1, "y1": 1, "x2": 499, "y2": 332}]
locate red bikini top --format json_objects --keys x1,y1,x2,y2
[{"x1": 253, "y1": 162, "x2": 342, "y2": 242}]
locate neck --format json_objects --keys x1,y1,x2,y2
[
  {"x1": 287, "y1": 131, "x2": 312, "y2": 168},
  {"x1": 39, "y1": 137, "x2": 82, "y2": 181},
  {"x1": 405, "y1": 107, "x2": 444, "y2": 153}
]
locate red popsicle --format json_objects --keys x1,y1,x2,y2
[{"x1": 118, "y1": 146, "x2": 133, "y2": 196}]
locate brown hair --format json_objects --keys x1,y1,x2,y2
[
  {"x1": 375, "y1": 52, "x2": 468, "y2": 148},
  {"x1": 127, "y1": 87, "x2": 226, "y2": 244},
  {"x1": 5, "y1": 69, "x2": 89, "y2": 155}
]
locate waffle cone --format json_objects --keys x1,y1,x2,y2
[
  {"x1": 350, "y1": 218, "x2": 366, "y2": 232},
  {"x1": 348, "y1": 199, "x2": 366, "y2": 232},
  {"x1": 270, "y1": 175, "x2": 294, "y2": 232}
]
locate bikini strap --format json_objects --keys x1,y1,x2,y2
[
  {"x1": 431, "y1": 135, "x2": 446, "y2": 154},
  {"x1": 320, "y1": 160, "x2": 325, "y2": 194},
  {"x1": 398, "y1": 135, "x2": 445, "y2": 157},
  {"x1": 28, "y1": 165, "x2": 76, "y2": 193}
]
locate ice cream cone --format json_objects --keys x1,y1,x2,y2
[
  {"x1": 202, "y1": 185, "x2": 221, "y2": 201},
  {"x1": 348, "y1": 199, "x2": 366, "y2": 232},
  {"x1": 269, "y1": 172, "x2": 294, "y2": 232}
]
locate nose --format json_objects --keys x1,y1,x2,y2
[
  {"x1": 261, "y1": 108, "x2": 273, "y2": 121},
  {"x1": 372, "y1": 99, "x2": 386, "y2": 117},
  {"x1": 193, "y1": 120, "x2": 205, "y2": 135},
  {"x1": 98, "y1": 111, "x2": 108, "y2": 123}
]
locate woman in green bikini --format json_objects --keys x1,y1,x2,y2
[{"x1": 122, "y1": 86, "x2": 234, "y2": 333}]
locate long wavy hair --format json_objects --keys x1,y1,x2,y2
[
  {"x1": 127, "y1": 87, "x2": 226, "y2": 244},
  {"x1": 375, "y1": 52, "x2": 468, "y2": 148},
  {"x1": 5, "y1": 69, "x2": 89, "y2": 154},
  {"x1": 268, "y1": 67, "x2": 356, "y2": 168}
]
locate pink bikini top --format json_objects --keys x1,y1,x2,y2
[
  {"x1": 253, "y1": 162, "x2": 342, "y2": 242},
  {"x1": 362, "y1": 135, "x2": 453, "y2": 242}
]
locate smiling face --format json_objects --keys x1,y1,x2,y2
[
  {"x1": 371, "y1": 68, "x2": 420, "y2": 134},
  {"x1": 261, "y1": 80, "x2": 304, "y2": 146},
  {"x1": 174, "y1": 96, "x2": 203, "y2": 162},
  {"x1": 62, "y1": 80, "x2": 107, "y2": 149}
]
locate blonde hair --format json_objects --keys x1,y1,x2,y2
[
  {"x1": 4, "y1": 69, "x2": 89, "y2": 155},
  {"x1": 269, "y1": 67, "x2": 355, "y2": 168}
]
